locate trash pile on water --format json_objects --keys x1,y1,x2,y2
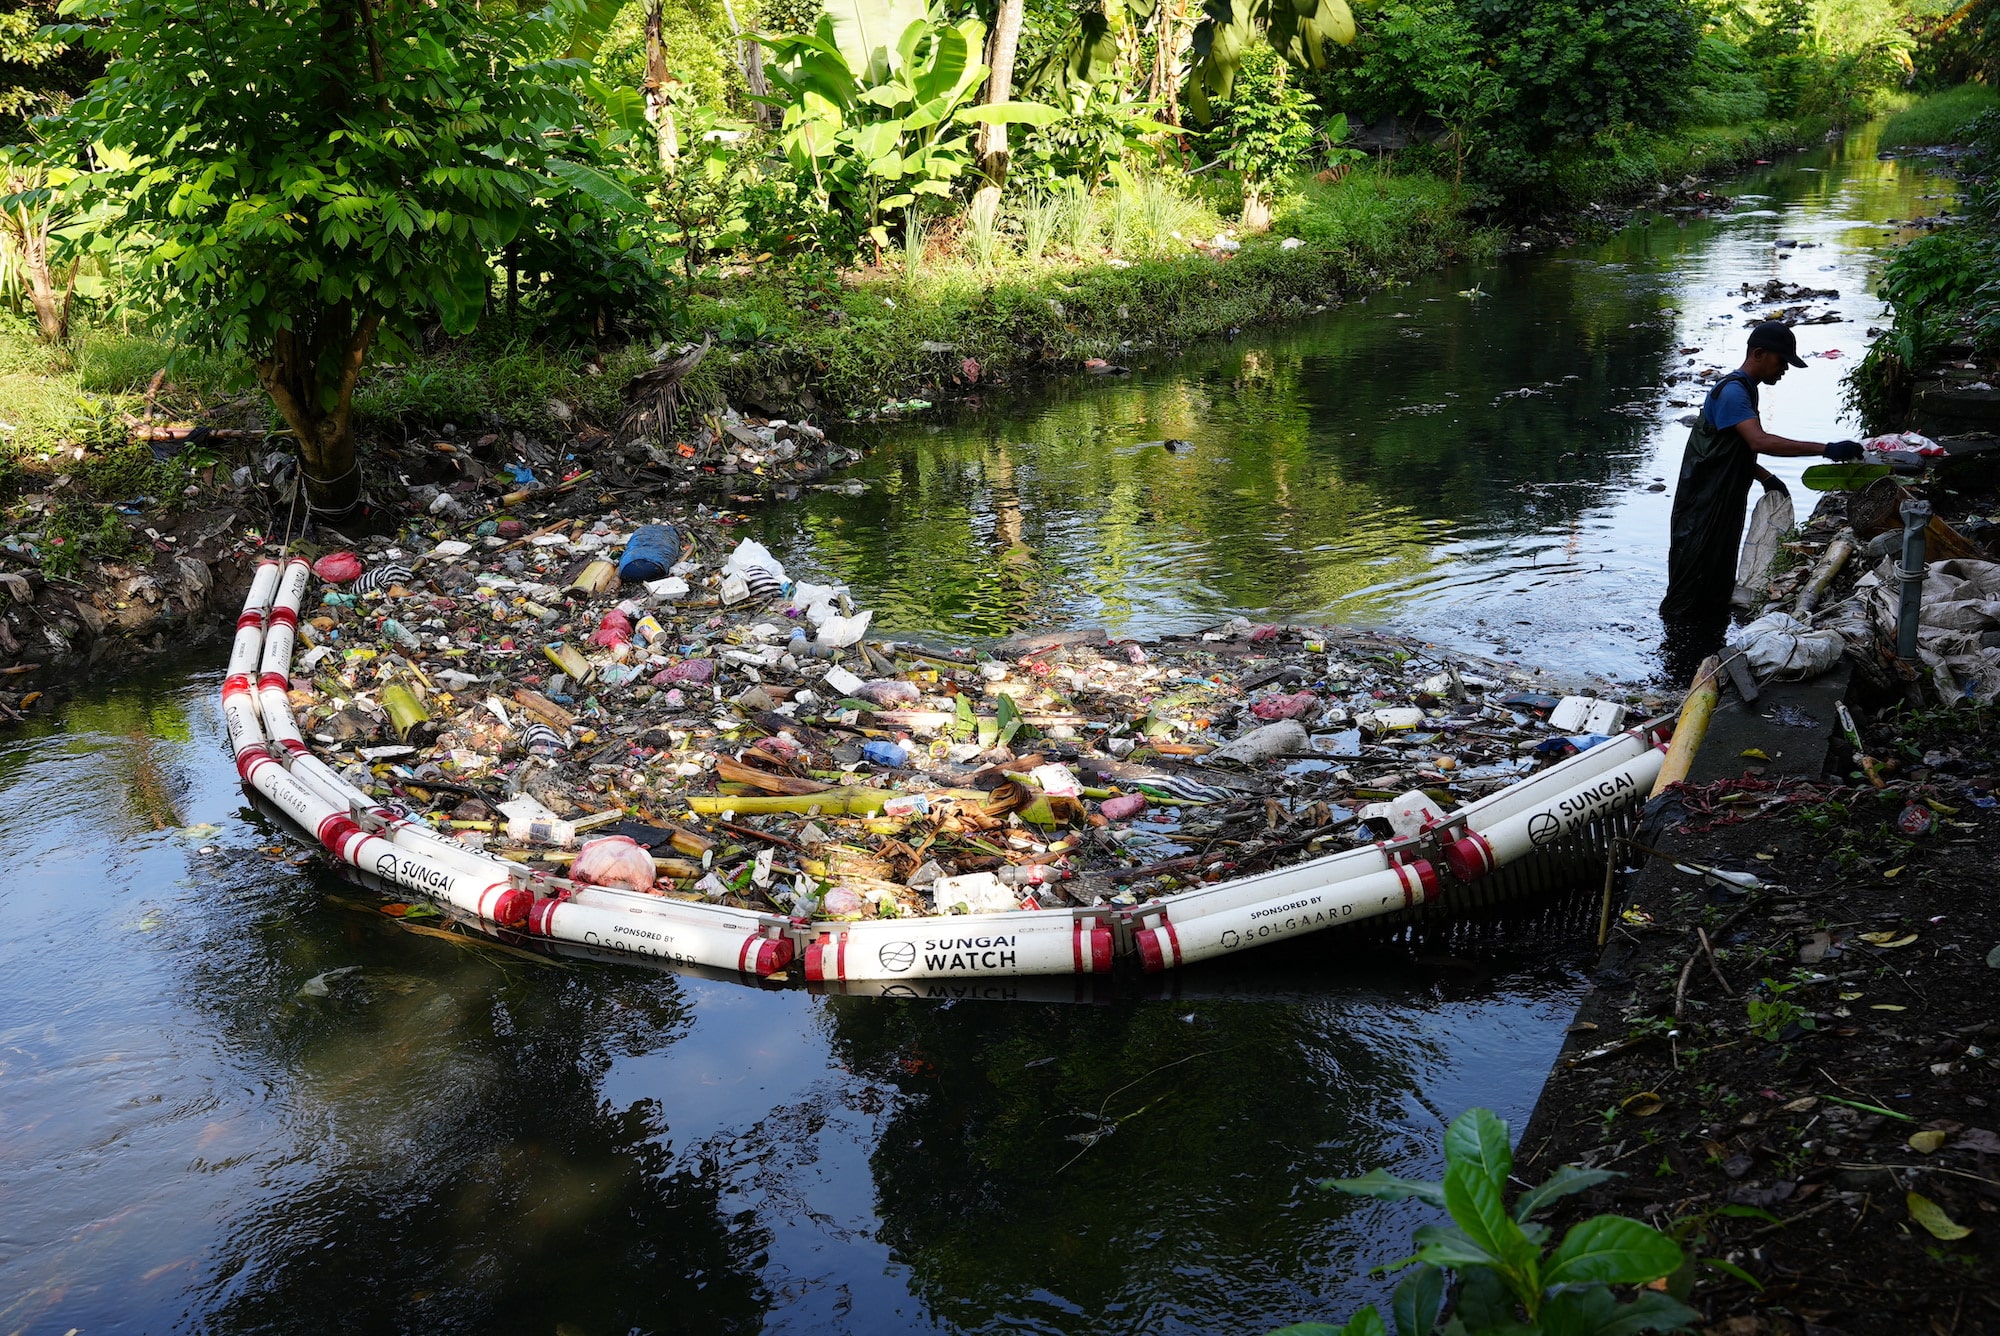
[
  {"x1": 1735, "y1": 278, "x2": 1841, "y2": 327},
  {"x1": 381, "y1": 400, "x2": 866, "y2": 529},
  {"x1": 283, "y1": 510, "x2": 1666, "y2": 923}
]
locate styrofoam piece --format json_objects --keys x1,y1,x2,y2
[
  {"x1": 1582, "y1": 700, "x2": 1628, "y2": 734},
  {"x1": 1548, "y1": 696, "x2": 1593, "y2": 732}
]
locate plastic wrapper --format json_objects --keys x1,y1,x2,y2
[
  {"x1": 311, "y1": 551, "x2": 364, "y2": 584},
  {"x1": 572, "y1": 835, "x2": 656, "y2": 892}
]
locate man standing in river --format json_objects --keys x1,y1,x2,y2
[{"x1": 1659, "y1": 321, "x2": 1863, "y2": 681}]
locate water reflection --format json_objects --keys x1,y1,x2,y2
[
  {"x1": 756, "y1": 125, "x2": 1951, "y2": 680},
  {"x1": 3, "y1": 667, "x2": 1589, "y2": 1335}
]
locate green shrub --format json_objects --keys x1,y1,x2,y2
[{"x1": 1685, "y1": 36, "x2": 1768, "y2": 125}]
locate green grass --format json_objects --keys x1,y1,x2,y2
[
  {"x1": 0, "y1": 313, "x2": 647, "y2": 477},
  {"x1": 690, "y1": 164, "x2": 1491, "y2": 417},
  {"x1": 1879, "y1": 84, "x2": 2000, "y2": 149},
  {"x1": 1531, "y1": 117, "x2": 1830, "y2": 213},
  {"x1": 0, "y1": 106, "x2": 1834, "y2": 486},
  {"x1": 352, "y1": 340, "x2": 647, "y2": 437}
]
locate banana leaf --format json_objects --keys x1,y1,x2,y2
[{"x1": 1801, "y1": 463, "x2": 1892, "y2": 492}]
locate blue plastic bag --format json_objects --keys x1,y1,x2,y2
[{"x1": 619, "y1": 524, "x2": 681, "y2": 583}]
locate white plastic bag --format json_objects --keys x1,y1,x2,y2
[
  {"x1": 571, "y1": 835, "x2": 656, "y2": 892},
  {"x1": 1735, "y1": 612, "x2": 1844, "y2": 680},
  {"x1": 935, "y1": 871, "x2": 1020, "y2": 915},
  {"x1": 1734, "y1": 488, "x2": 1795, "y2": 609}
]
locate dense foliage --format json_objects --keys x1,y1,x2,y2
[
  {"x1": 1307, "y1": 0, "x2": 1920, "y2": 206},
  {"x1": 49, "y1": 0, "x2": 622, "y2": 508},
  {"x1": 0, "y1": 0, "x2": 1962, "y2": 509},
  {"x1": 1847, "y1": 107, "x2": 2000, "y2": 429}
]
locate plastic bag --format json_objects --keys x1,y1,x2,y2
[
  {"x1": 589, "y1": 609, "x2": 633, "y2": 648},
  {"x1": 571, "y1": 835, "x2": 656, "y2": 892},
  {"x1": 1734, "y1": 488, "x2": 1795, "y2": 609},
  {"x1": 1736, "y1": 612, "x2": 1845, "y2": 680},
  {"x1": 311, "y1": 551, "x2": 364, "y2": 584},
  {"x1": 618, "y1": 524, "x2": 681, "y2": 583}
]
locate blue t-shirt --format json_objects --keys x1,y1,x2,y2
[{"x1": 1707, "y1": 377, "x2": 1757, "y2": 432}]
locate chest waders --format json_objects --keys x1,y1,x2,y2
[{"x1": 1660, "y1": 370, "x2": 1760, "y2": 623}]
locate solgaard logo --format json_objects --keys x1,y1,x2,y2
[{"x1": 878, "y1": 941, "x2": 917, "y2": 973}]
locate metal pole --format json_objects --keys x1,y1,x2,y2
[{"x1": 1897, "y1": 498, "x2": 1930, "y2": 660}]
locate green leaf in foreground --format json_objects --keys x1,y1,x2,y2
[
  {"x1": 1544, "y1": 1215, "x2": 1685, "y2": 1287},
  {"x1": 1512, "y1": 1164, "x2": 1619, "y2": 1222},
  {"x1": 1800, "y1": 463, "x2": 1892, "y2": 491}
]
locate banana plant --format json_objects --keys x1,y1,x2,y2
[{"x1": 761, "y1": 14, "x2": 1056, "y2": 252}]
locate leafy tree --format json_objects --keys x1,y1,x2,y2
[
  {"x1": 1, "y1": 139, "x2": 80, "y2": 341},
  {"x1": 760, "y1": 12, "x2": 1053, "y2": 254},
  {"x1": 1198, "y1": 43, "x2": 1319, "y2": 227},
  {"x1": 1, "y1": 0, "x2": 99, "y2": 134},
  {"x1": 51, "y1": 0, "x2": 615, "y2": 512},
  {"x1": 1188, "y1": 0, "x2": 1356, "y2": 120}
]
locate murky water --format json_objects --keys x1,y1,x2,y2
[
  {"x1": 3, "y1": 667, "x2": 1587, "y2": 1335},
  {"x1": 0, "y1": 134, "x2": 1951, "y2": 1334},
  {"x1": 756, "y1": 126, "x2": 1951, "y2": 683}
]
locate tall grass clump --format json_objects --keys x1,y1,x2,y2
[
  {"x1": 1880, "y1": 84, "x2": 2000, "y2": 149},
  {"x1": 1129, "y1": 174, "x2": 1209, "y2": 254},
  {"x1": 1057, "y1": 179, "x2": 1097, "y2": 256},
  {"x1": 1016, "y1": 191, "x2": 1062, "y2": 264},
  {"x1": 964, "y1": 191, "x2": 1003, "y2": 272},
  {"x1": 901, "y1": 208, "x2": 927, "y2": 290}
]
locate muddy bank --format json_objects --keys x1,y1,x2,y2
[
  {"x1": 0, "y1": 388, "x2": 863, "y2": 713},
  {"x1": 1519, "y1": 446, "x2": 2000, "y2": 1332},
  {"x1": 0, "y1": 501, "x2": 259, "y2": 715}
]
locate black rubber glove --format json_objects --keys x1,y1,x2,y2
[{"x1": 1822, "y1": 440, "x2": 1865, "y2": 462}]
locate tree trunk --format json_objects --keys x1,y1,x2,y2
[
  {"x1": 717, "y1": 0, "x2": 773, "y2": 127},
  {"x1": 255, "y1": 305, "x2": 382, "y2": 515},
  {"x1": 1155, "y1": 0, "x2": 1185, "y2": 129},
  {"x1": 643, "y1": 0, "x2": 681, "y2": 172},
  {"x1": 972, "y1": 0, "x2": 1024, "y2": 211},
  {"x1": 21, "y1": 238, "x2": 74, "y2": 345},
  {"x1": 5, "y1": 196, "x2": 75, "y2": 344},
  {"x1": 1241, "y1": 186, "x2": 1271, "y2": 233}
]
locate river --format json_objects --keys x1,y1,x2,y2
[
  {"x1": 0, "y1": 130, "x2": 1949, "y2": 1334},
  {"x1": 756, "y1": 126, "x2": 1950, "y2": 684}
]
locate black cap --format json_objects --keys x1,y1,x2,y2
[{"x1": 1747, "y1": 321, "x2": 1806, "y2": 368}]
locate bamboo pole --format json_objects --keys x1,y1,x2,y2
[
  {"x1": 381, "y1": 682, "x2": 430, "y2": 740},
  {"x1": 1795, "y1": 528, "x2": 1856, "y2": 615},
  {"x1": 1648, "y1": 655, "x2": 1720, "y2": 798}
]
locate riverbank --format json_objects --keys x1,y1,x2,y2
[
  {"x1": 693, "y1": 119, "x2": 1831, "y2": 421},
  {"x1": 1516, "y1": 436, "x2": 2000, "y2": 1329}
]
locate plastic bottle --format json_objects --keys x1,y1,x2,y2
[
  {"x1": 997, "y1": 863, "x2": 1069, "y2": 888},
  {"x1": 505, "y1": 813, "x2": 576, "y2": 845},
  {"x1": 381, "y1": 618, "x2": 422, "y2": 650},
  {"x1": 619, "y1": 524, "x2": 682, "y2": 583}
]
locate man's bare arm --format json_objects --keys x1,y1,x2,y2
[{"x1": 1735, "y1": 415, "x2": 1823, "y2": 458}]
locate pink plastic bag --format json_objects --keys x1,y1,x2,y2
[
  {"x1": 1251, "y1": 690, "x2": 1318, "y2": 721},
  {"x1": 589, "y1": 609, "x2": 633, "y2": 648},
  {"x1": 311, "y1": 551, "x2": 364, "y2": 584},
  {"x1": 1099, "y1": 793, "x2": 1147, "y2": 821},
  {"x1": 571, "y1": 835, "x2": 656, "y2": 892}
]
